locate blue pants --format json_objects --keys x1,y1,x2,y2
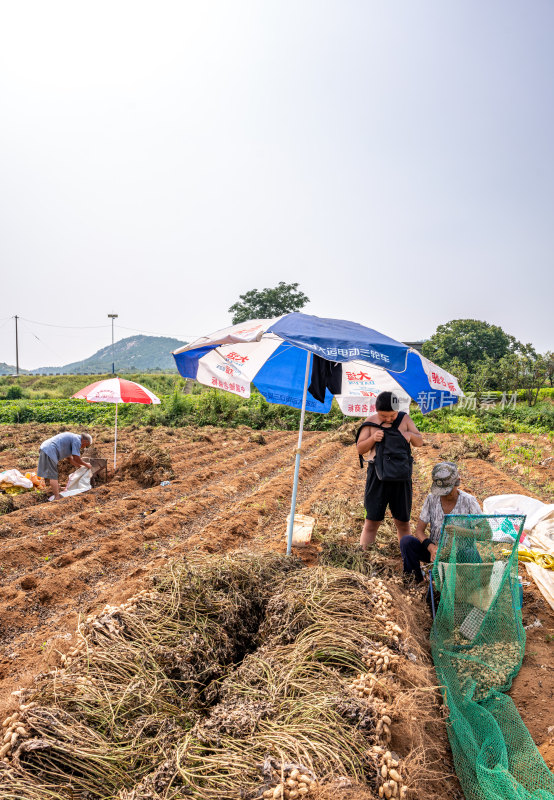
[{"x1": 399, "y1": 535, "x2": 431, "y2": 583}]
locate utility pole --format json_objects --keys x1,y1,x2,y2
[
  {"x1": 108, "y1": 314, "x2": 118, "y2": 375},
  {"x1": 14, "y1": 315, "x2": 19, "y2": 376}
]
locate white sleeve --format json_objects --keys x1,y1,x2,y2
[
  {"x1": 470, "y1": 496, "x2": 482, "y2": 514},
  {"x1": 466, "y1": 494, "x2": 482, "y2": 514},
  {"x1": 419, "y1": 495, "x2": 431, "y2": 524}
]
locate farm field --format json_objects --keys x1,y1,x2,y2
[{"x1": 0, "y1": 423, "x2": 553, "y2": 796}]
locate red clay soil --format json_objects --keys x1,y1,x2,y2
[{"x1": 0, "y1": 425, "x2": 553, "y2": 769}]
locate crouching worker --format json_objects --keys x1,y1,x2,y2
[
  {"x1": 356, "y1": 391, "x2": 423, "y2": 550},
  {"x1": 400, "y1": 462, "x2": 481, "y2": 584},
  {"x1": 37, "y1": 431, "x2": 93, "y2": 500}
]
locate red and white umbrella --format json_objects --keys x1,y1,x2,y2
[{"x1": 72, "y1": 378, "x2": 160, "y2": 468}]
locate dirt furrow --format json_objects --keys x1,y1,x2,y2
[
  {"x1": 0, "y1": 431, "x2": 318, "y2": 579},
  {"x1": 180, "y1": 438, "x2": 350, "y2": 552},
  {"x1": 298, "y1": 444, "x2": 362, "y2": 511},
  {"x1": 0, "y1": 425, "x2": 552, "y2": 770},
  {"x1": 0, "y1": 432, "x2": 333, "y2": 690},
  {"x1": 414, "y1": 442, "x2": 541, "y2": 504},
  {"x1": 0, "y1": 430, "x2": 297, "y2": 541}
]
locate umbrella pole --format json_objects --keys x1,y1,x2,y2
[
  {"x1": 114, "y1": 402, "x2": 118, "y2": 470},
  {"x1": 286, "y1": 351, "x2": 311, "y2": 555}
]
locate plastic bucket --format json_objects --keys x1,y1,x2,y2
[{"x1": 286, "y1": 514, "x2": 315, "y2": 547}]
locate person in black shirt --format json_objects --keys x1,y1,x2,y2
[{"x1": 356, "y1": 392, "x2": 423, "y2": 550}]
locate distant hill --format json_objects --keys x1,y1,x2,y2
[
  {"x1": 0, "y1": 362, "x2": 28, "y2": 376},
  {"x1": 2, "y1": 337, "x2": 424, "y2": 376},
  {"x1": 13, "y1": 335, "x2": 188, "y2": 375}
]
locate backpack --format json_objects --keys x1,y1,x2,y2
[{"x1": 355, "y1": 412, "x2": 413, "y2": 482}]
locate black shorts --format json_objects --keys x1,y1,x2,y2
[{"x1": 364, "y1": 462, "x2": 412, "y2": 522}]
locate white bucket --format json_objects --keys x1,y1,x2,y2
[{"x1": 286, "y1": 514, "x2": 315, "y2": 547}]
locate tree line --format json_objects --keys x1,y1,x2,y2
[
  {"x1": 422, "y1": 320, "x2": 552, "y2": 406},
  {"x1": 229, "y1": 284, "x2": 552, "y2": 406}
]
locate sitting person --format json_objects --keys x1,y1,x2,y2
[{"x1": 400, "y1": 462, "x2": 481, "y2": 584}]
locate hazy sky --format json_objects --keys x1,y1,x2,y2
[{"x1": 1, "y1": 0, "x2": 553, "y2": 369}]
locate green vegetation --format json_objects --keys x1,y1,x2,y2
[
  {"x1": 496, "y1": 349, "x2": 553, "y2": 406},
  {"x1": 0, "y1": 389, "x2": 346, "y2": 430},
  {"x1": 422, "y1": 318, "x2": 522, "y2": 373},
  {"x1": 0, "y1": 376, "x2": 552, "y2": 433},
  {"x1": 422, "y1": 318, "x2": 552, "y2": 403},
  {"x1": 56, "y1": 334, "x2": 186, "y2": 374},
  {"x1": 228, "y1": 281, "x2": 309, "y2": 324},
  {"x1": 411, "y1": 402, "x2": 554, "y2": 434},
  {"x1": 0, "y1": 373, "x2": 187, "y2": 400},
  {"x1": 5, "y1": 385, "x2": 24, "y2": 399}
]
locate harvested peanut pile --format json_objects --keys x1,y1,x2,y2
[{"x1": 0, "y1": 554, "x2": 460, "y2": 800}]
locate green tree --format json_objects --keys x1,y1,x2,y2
[
  {"x1": 422, "y1": 319, "x2": 522, "y2": 372},
  {"x1": 228, "y1": 282, "x2": 309, "y2": 324},
  {"x1": 498, "y1": 348, "x2": 548, "y2": 406},
  {"x1": 448, "y1": 357, "x2": 470, "y2": 393},
  {"x1": 472, "y1": 356, "x2": 495, "y2": 402},
  {"x1": 544, "y1": 351, "x2": 554, "y2": 387},
  {"x1": 497, "y1": 353, "x2": 521, "y2": 396}
]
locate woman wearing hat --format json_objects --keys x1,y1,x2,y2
[{"x1": 399, "y1": 462, "x2": 481, "y2": 583}]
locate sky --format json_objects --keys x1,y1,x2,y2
[{"x1": 1, "y1": 0, "x2": 553, "y2": 369}]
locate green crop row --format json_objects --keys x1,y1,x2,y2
[
  {"x1": 0, "y1": 391, "x2": 552, "y2": 434},
  {"x1": 411, "y1": 401, "x2": 554, "y2": 434},
  {"x1": 0, "y1": 392, "x2": 345, "y2": 431}
]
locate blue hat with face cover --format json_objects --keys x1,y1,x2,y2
[{"x1": 430, "y1": 462, "x2": 460, "y2": 496}]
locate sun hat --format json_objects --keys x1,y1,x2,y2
[{"x1": 430, "y1": 462, "x2": 460, "y2": 496}]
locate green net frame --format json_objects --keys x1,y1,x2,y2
[{"x1": 430, "y1": 514, "x2": 554, "y2": 800}]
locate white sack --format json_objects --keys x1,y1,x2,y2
[
  {"x1": 0, "y1": 469, "x2": 33, "y2": 489},
  {"x1": 48, "y1": 466, "x2": 92, "y2": 500},
  {"x1": 483, "y1": 494, "x2": 554, "y2": 532}
]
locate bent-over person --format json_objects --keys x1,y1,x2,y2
[{"x1": 37, "y1": 432, "x2": 93, "y2": 500}]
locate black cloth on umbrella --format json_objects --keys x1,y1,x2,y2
[{"x1": 308, "y1": 355, "x2": 343, "y2": 402}]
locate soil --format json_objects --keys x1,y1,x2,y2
[{"x1": 0, "y1": 424, "x2": 553, "y2": 774}]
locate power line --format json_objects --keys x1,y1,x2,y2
[
  {"x1": 20, "y1": 317, "x2": 110, "y2": 330},
  {"x1": 17, "y1": 317, "x2": 196, "y2": 339},
  {"x1": 1, "y1": 316, "x2": 198, "y2": 366},
  {"x1": 19, "y1": 319, "x2": 64, "y2": 362}
]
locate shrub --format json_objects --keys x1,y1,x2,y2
[{"x1": 5, "y1": 385, "x2": 24, "y2": 400}]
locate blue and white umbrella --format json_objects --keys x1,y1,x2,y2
[{"x1": 173, "y1": 312, "x2": 462, "y2": 553}]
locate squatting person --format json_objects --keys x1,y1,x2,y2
[
  {"x1": 37, "y1": 431, "x2": 93, "y2": 500},
  {"x1": 399, "y1": 461, "x2": 481, "y2": 583},
  {"x1": 356, "y1": 391, "x2": 423, "y2": 550}
]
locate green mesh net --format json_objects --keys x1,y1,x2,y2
[{"x1": 431, "y1": 514, "x2": 554, "y2": 800}]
